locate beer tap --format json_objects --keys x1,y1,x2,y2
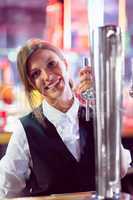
[{"x1": 81, "y1": 57, "x2": 94, "y2": 121}]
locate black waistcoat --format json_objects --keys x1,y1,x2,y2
[{"x1": 20, "y1": 106, "x2": 95, "y2": 197}]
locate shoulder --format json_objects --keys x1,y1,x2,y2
[
  {"x1": 9, "y1": 116, "x2": 26, "y2": 135},
  {"x1": 6, "y1": 116, "x2": 28, "y2": 155},
  {"x1": 20, "y1": 109, "x2": 39, "y2": 128},
  {"x1": 20, "y1": 105, "x2": 44, "y2": 123},
  {"x1": 20, "y1": 105, "x2": 48, "y2": 132},
  {"x1": 20, "y1": 111, "x2": 34, "y2": 123}
]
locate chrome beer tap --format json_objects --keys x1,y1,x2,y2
[
  {"x1": 81, "y1": 57, "x2": 94, "y2": 121},
  {"x1": 92, "y1": 25, "x2": 123, "y2": 199}
]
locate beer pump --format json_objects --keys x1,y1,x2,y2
[{"x1": 91, "y1": 25, "x2": 124, "y2": 199}]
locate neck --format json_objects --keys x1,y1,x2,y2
[
  {"x1": 52, "y1": 97, "x2": 74, "y2": 112},
  {"x1": 47, "y1": 87, "x2": 74, "y2": 113}
]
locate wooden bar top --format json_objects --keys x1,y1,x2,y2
[
  {"x1": 10, "y1": 192, "x2": 94, "y2": 200},
  {"x1": 10, "y1": 191, "x2": 132, "y2": 200}
]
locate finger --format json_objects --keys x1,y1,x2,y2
[
  {"x1": 80, "y1": 69, "x2": 91, "y2": 77},
  {"x1": 79, "y1": 80, "x2": 92, "y2": 89},
  {"x1": 80, "y1": 73, "x2": 92, "y2": 83},
  {"x1": 78, "y1": 85, "x2": 91, "y2": 94},
  {"x1": 78, "y1": 81, "x2": 92, "y2": 93},
  {"x1": 79, "y1": 66, "x2": 92, "y2": 76}
]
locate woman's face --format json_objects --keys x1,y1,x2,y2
[{"x1": 28, "y1": 49, "x2": 69, "y2": 102}]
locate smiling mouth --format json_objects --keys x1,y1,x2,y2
[{"x1": 44, "y1": 78, "x2": 61, "y2": 90}]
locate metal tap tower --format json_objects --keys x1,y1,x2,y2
[{"x1": 92, "y1": 25, "x2": 123, "y2": 199}]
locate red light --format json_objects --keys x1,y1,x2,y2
[{"x1": 0, "y1": 111, "x2": 7, "y2": 132}]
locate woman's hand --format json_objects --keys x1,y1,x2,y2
[{"x1": 76, "y1": 66, "x2": 93, "y2": 95}]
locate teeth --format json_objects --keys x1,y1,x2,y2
[{"x1": 47, "y1": 79, "x2": 59, "y2": 89}]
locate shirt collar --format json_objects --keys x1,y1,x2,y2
[{"x1": 42, "y1": 96, "x2": 79, "y2": 126}]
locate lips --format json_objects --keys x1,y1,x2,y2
[{"x1": 44, "y1": 77, "x2": 61, "y2": 90}]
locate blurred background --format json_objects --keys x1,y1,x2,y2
[{"x1": 0, "y1": 0, "x2": 133, "y2": 159}]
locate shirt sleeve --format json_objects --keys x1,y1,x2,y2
[
  {"x1": 120, "y1": 144, "x2": 132, "y2": 178},
  {"x1": 0, "y1": 118, "x2": 31, "y2": 198}
]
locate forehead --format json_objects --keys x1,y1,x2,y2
[{"x1": 29, "y1": 48, "x2": 60, "y2": 62}]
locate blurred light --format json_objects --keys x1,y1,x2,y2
[
  {"x1": 0, "y1": 48, "x2": 7, "y2": 56},
  {"x1": 119, "y1": 0, "x2": 127, "y2": 31},
  {"x1": 63, "y1": 0, "x2": 71, "y2": 49},
  {"x1": 8, "y1": 50, "x2": 17, "y2": 62},
  {"x1": 8, "y1": 47, "x2": 21, "y2": 62},
  {"x1": 65, "y1": 51, "x2": 79, "y2": 62},
  {"x1": 88, "y1": 0, "x2": 104, "y2": 46},
  {"x1": 46, "y1": 4, "x2": 60, "y2": 12}
]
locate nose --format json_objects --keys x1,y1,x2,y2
[
  {"x1": 41, "y1": 69, "x2": 54, "y2": 85},
  {"x1": 41, "y1": 69, "x2": 50, "y2": 82}
]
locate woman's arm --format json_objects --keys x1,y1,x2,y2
[{"x1": 0, "y1": 118, "x2": 31, "y2": 198}]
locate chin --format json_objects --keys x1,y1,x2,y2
[
  {"x1": 44, "y1": 89, "x2": 63, "y2": 100},
  {"x1": 52, "y1": 90, "x2": 64, "y2": 99}
]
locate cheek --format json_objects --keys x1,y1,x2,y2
[
  {"x1": 51, "y1": 70, "x2": 64, "y2": 81},
  {"x1": 36, "y1": 81, "x2": 42, "y2": 90},
  {"x1": 58, "y1": 67, "x2": 68, "y2": 79},
  {"x1": 28, "y1": 77, "x2": 36, "y2": 90},
  {"x1": 55, "y1": 63, "x2": 67, "y2": 75},
  {"x1": 32, "y1": 79, "x2": 41, "y2": 91}
]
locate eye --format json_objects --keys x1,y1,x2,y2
[
  {"x1": 47, "y1": 60, "x2": 57, "y2": 68},
  {"x1": 30, "y1": 70, "x2": 41, "y2": 80}
]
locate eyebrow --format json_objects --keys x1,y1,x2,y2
[
  {"x1": 46, "y1": 56, "x2": 58, "y2": 62},
  {"x1": 28, "y1": 54, "x2": 59, "y2": 73}
]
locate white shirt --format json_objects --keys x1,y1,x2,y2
[
  {"x1": 0, "y1": 97, "x2": 131, "y2": 198},
  {"x1": 43, "y1": 98, "x2": 80, "y2": 161}
]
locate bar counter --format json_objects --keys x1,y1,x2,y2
[{"x1": 10, "y1": 191, "x2": 133, "y2": 200}]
